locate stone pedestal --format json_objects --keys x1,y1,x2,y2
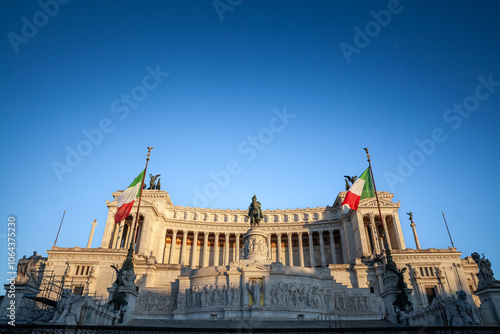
[
  {"x1": 475, "y1": 282, "x2": 500, "y2": 325},
  {"x1": 242, "y1": 228, "x2": 269, "y2": 261},
  {"x1": 107, "y1": 284, "x2": 138, "y2": 324},
  {"x1": 381, "y1": 269, "x2": 413, "y2": 324},
  {"x1": 173, "y1": 275, "x2": 191, "y2": 320},
  {"x1": 1, "y1": 283, "x2": 29, "y2": 323}
]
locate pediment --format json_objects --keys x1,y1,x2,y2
[
  {"x1": 333, "y1": 191, "x2": 398, "y2": 209},
  {"x1": 359, "y1": 198, "x2": 399, "y2": 208}
]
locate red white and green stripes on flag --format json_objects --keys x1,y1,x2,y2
[
  {"x1": 114, "y1": 170, "x2": 145, "y2": 223},
  {"x1": 341, "y1": 167, "x2": 375, "y2": 211}
]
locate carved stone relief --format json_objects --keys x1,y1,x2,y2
[{"x1": 270, "y1": 283, "x2": 371, "y2": 312}]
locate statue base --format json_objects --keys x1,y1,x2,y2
[
  {"x1": 242, "y1": 227, "x2": 269, "y2": 261},
  {"x1": 107, "y1": 284, "x2": 138, "y2": 324},
  {"x1": 475, "y1": 281, "x2": 500, "y2": 325},
  {"x1": 381, "y1": 270, "x2": 413, "y2": 324}
]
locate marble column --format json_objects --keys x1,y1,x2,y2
[
  {"x1": 232, "y1": 242, "x2": 236, "y2": 262},
  {"x1": 277, "y1": 233, "x2": 282, "y2": 263},
  {"x1": 214, "y1": 232, "x2": 220, "y2": 266},
  {"x1": 124, "y1": 216, "x2": 135, "y2": 249},
  {"x1": 202, "y1": 232, "x2": 209, "y2": 267},
  {"x1": 287, "y1": 233, "x2": 293, "y2": 266},
  {"x1": 115, "y1": 221, "x2": 124, "y2": 248},
  {"x1": 180, "y1": 231, "x2": 188, "y2": 267},
  {"x1": 298, "y1": 232, "x2": 304, "y2": 267},
  {"x1": 381, "y1": 215, "x2": 392, "y2": 250},
  {"x1": 328, "y1": 230, "x2": 337, "y2": 264},
  {"x1": 235, "y1": 234, "x2": 240, "y2": 261},
  {"x1": 87, "y1": 219, "x2": 97, "y2": 248},
  {"x1": 319, "y1": 230, "x2": 326, "y2": 267},
  {"x1": 369, "y1": 215, "x2": 382, "y2": 253},
  {"x1": 137, "y1": 215, "x2": 153, "y2": 256},
  {"x1": 369, "y1": 223, "x2": 379, "y2": 254},
  {"x1": 308, "y1": 232, "x2": 316, "y2": 268},
  {"x1": 191, "y1": 231, "x2": 199, "y2": 268},
  {"x1": 224, "y1": 233, "x2": 230, "y2": 265},
  {"x1": 159, "y1": 229, "x2": 167, "y2": 264},
  {"x1": 169, "y1": 229, "x2": 178, "y2": 264},
  {"x1": 267, "y1": 235, "x2": 272, "y2": 259},
  {"x1": 339, "y1": 229, "x2": 348, "y2": 264},
  {"x1": 392, "y1": 212, "x2": 406, "y2": 250}
]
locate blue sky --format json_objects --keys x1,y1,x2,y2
[{"x1": 1, "y1": 1, "x2": 499, "y2": 283}]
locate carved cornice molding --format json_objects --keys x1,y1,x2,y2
[{"x1": 48, "y1": 253, "x2": 126, "y2": 260}]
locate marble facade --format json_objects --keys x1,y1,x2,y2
[{"x1": 34, "y1": 190, "x2": 488, "y2": 322}]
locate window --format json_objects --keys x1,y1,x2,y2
[
  {"x1": 75, "y1": 265, "x2": 90, "y2": 276},
  {"x1": 73, "y1": 285, "x2": 84, "y2": 296},
  {"x1": 425, "y1": 287, "x2": 437, "y2": 305}
]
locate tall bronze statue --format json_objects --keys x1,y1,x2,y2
[{"x1": 247, "y1": 194, "x2": 263, "y2": 228}]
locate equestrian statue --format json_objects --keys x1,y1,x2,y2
[{"x1": 247, "y1": 194, "x2": 263, "y2": 228}]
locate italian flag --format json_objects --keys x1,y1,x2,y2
[
  {"x1": 341, "y1": 167, "x2": 375, "y2": 211},
  {"x1": 114, "y1": 170, "x2": 145, "y2": 223}
]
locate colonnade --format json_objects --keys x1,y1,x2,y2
[
  {"x1": 362, "y1": 213, "x2": 403, "y2": 254},
  {"x1": 161, "y1": 229, "x2": 346, "y2": 268},
  {"x1": 110, "y1": 215, "x2": 143, "y2": 250}
]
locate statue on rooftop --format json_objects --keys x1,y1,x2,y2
[
  {"x1": 344, "y1": 175, "x2": 357, "y2": 191},
  {"x1": 472, "y1": 252, "x2": 496, "y2": 288},
  {"x1": 15, "y1": 251, "x2": 44, "y2": 284},
  {"x1": 406, "y1": 212, "x2": 413, "y2": 221},
  {"x1": 149, "y1": 174, "x2": 161, "y2": 190},
  {"x1": 247, "y1": 194, "x2": 263, "y2": 228}
]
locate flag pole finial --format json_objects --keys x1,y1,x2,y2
[{"x1": 363, "y1": 147, "x2": 370, "y2": 162}]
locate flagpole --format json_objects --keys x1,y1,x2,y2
[
  {"x1": 363, "y1": 148, "x2": 396, "y2": 268},
  {"x1": 441, "y1": 211, "x2": 455, "y2": 248},
  {"x1": 122, "y1": 147, "x2": 153, "y2": 270},
  {"x1": 54, "y1": 209, "x2": 66, "y2": 246}
]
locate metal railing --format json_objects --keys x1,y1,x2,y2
[{"x1": 1, "y1": 324, "x2": 500, "y2": 334}]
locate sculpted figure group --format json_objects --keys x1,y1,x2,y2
[{"x1": 471, "y1": 252, "x2": 496, "y2": 288}]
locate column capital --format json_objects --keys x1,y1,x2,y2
[
  {"x1": 172, "y1": 229, "x2": 178, "y2": 234},
  {"x1": 225, "y1": 232, "x2": 230, "y2": 236},
  {"x1": 204, "y1": 231, "x2": 209, "y2": 236},
  {"x1": 297, "y1": 231, "x2": 303, "y2": 236},
  {"x1": 214, "y1": 232, "x2": 220, "y2": 237},
  {"x1": 319, "y1": 230, "x2": 324, "y2": 236},
  {"x1": 286, "y1": 232, "x2": 292, "y2": 236},
  {"x1": 193, "y1": 231, "x2": 199, "y2": 236}
]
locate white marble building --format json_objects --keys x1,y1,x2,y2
[{"x1": 40, "y1": 189, "x2": 486, "y2": 323}]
